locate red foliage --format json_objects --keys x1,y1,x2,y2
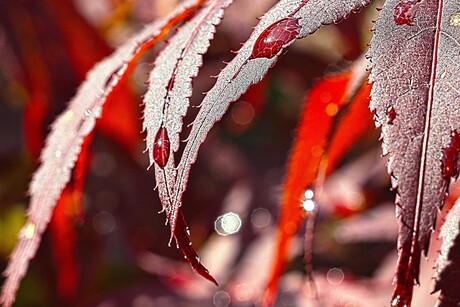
[{"x1": 264, "y1": 70, "x2": 372, "y2": 305}]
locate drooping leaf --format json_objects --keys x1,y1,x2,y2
[
  {"x1": 143, "y1": 0, "x2": 233, "y2": 242},
  {"x1": 41, "y1": 0, "x2": 141, "y2": 155},
  {"x1": 433, "y1": 200, "x2": 460, "y2": 306},
  {"x1": 0, "y1": 1, "x2": 206, "y2": 305},
  {"x1": 167, "y1": 1, "x2": 372, "y2": 271},
  {"x1": 368, "y1": 1, "x2": 460, "y2": 305},
  {"x1": 263, "y1": 57, "x2": 371, "y2": 306},
  {"x1": 174, "y1": 209, "x2": 218, "y2": 285},
  {"x1": 49, "y1": 189, "x2": 81, "y2": 302}
]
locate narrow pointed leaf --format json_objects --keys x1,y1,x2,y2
[
  {"x1": 434, "y1": 200, "x2": 460, "y2": 306},
  {"x1": 368, "y1": 1, "x2": 460, "y2": 306},
  {"x1": 172, "y1": 0, "x2": 372, "y2": 257},
  {"x1": 143, "y1": 0, "x2": 233, "y2": 242},
  {"x1": 264, "y1": 58, "x2": 371, "y2": 306},
  {"x1": 0, "y1": 1, "x2": 206, "y2": 305},
  {"x1": 174, "y1": 209, "x2": 218, "y2": 285}
]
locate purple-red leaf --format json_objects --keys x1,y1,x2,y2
[
  {"x1": 0, "y1": 1, "x2": 206, "y2": 305},
  {"x1": 368, "y1": 0, "x2": 460, "y2": 306},
  {"x1": 143, "y1": 0, "x2": 233, "y2": 246},
  {"x1": 174, "y1": 209, "x2": 218, "y2": 285},
  {"x1": 171, "y1": 1, "x2": 372, "y2": 267},
  {"x1": 434, "y1": 200, "x2": 460, "y2": 306}
]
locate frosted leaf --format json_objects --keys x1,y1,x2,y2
[
  {"x1": 433, "y1": 201, "x2": 460, "y2": 306},
  {"x1": 172, "y1": 0, "x2": 371, "y2": 238},
  {"x1": 0, "y1": 1, "x2": 203, "y2": 306},
  {"x1": 368, "y1": 0, "x2": 460, "y2": 305},
  {"x1": 142, "y1": 0, "x2": 234, "y2": 238}
]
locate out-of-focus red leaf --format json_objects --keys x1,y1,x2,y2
[
  {"x1": 264, "y1": 68, "x2": 371, "y2": 306},
  {"x1": 0, "y1": 2, "x2": 52, "y2": 157},
  {"x1": 1, "y1": 3, "x2": 207, "y2": 304},
  {"x1": 49, "y1": 133, "x2": 92, "y2": 302},
  {"x1": 42, "y1": 0, "x2": 111, "y2": 81},
  {"x1": 227, "y1": 77, "x2": 268, "y2": 133},
  {"x1": 49, "y1": 189, "x2": 81, "y2": 303},
  {"x1": 43, "y1": 0, "x2": 141, "y2": 155},
  {"x1": 97, "y1": 84, "x2": 141, "y2": 156},
  {"x1": 3, "y1": 0, "x2": 139, "y2": 301},
  {"x1": 325, "y1": 82, "x2": 373, "y2": 174}
]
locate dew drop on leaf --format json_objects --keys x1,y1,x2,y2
[
  {"x1": 441, "y1": 130, "x2": 460, "y2": 180},
  {"x1": 250, "y1": 18, "x2": 300, "y2": 59},
  {"x1": 153, "y1": 127, "x2": 170, "y2": 168},
  {"x1": 21, "y1": 223, "x2": 36, "y2": 240},
  {"x1": 450, "y1": 13, "x2": 460, "y2": 26},
  {"x1": 386, "y1": 105, "x2": 397, "y2": 124},
  {"x1": 393, "y1": 1, "x2": 418, "y2": 26}
]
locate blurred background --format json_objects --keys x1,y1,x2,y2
[{"x1": 0, "y1": 0, "x2": 440, "y2": 306}]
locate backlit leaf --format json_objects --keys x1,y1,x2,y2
[
  {"x1": 368, "y1": 1, "x2": 460, "y2": 305},
  {"x1": 264, "y1": 57, "x2": 371, "y2": 305},
  {"x1": 0, "y1": 1, "x2": 205, "y2": 305}
]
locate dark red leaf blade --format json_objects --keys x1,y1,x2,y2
[
  {"x1": 174, "y1": 209, "x2": 218, "y2": 285},
  {"x1": 0, "y1": 1, "x2": 206, "y2": 305},
  {"x1": 368, "y1": 1, "x2": 460, "y2": 306},
  {"x1": 173, "y1": 2, "x2": 371, "y2": 272},
  {"x1": 433, "y1": 200, "x2": 460, "y2": 306},
  {"x1": 49, "y1": 188, "x2": 81, "y2": 302}
]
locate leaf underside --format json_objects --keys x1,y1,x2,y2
[
  {"x1": 434, "y1": 200, "x2": 460, "y2": 306},
  {"x1": 368, "y1": 0, "x2": 460, "y2": 306},
  {"x1": 144, "y1": 0, "x2": 370, "y2": 286},
  {"x1": 0, "y1": 1, "x2": 206, "y2": 306}
]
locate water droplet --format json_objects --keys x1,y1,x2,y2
[
  {"x1": 310, "y1": 145, "x2": 323, "y2": 158},
  {"x1": 55, "y1": 150, "x2": 62, "y2": 158},
  {"x1": 186, "y1": 228, "x2": 191, "y2": 236},
  {"x1": 304, "y1": 189, "x2": 314, "y2": 200},
  {"x1": 84, "y1": 109, "x2": 92, "y2": 117},
  {"x1": 326, "y1": 103, "x2": 339, "y2": 117},
  {"x1": 327, "y1": 268, "x2": 344, "y2": 285},
  {"x1": 153, "y1": 127, "x2": 170, "y2": 168},
  {"x1": 184, "y1": 255, "x2": 187, "y2": 259},
  {"x1": 302, "y1": 199, "x2": 316, "y2": 212},
  {"x1": 450, "y1": 13, "x2": 460, "y2": 26},
  {"x1": 393, "y1": 1, "x2": 418, "y2": 26},
  {"x1": 92, "y1": 211, "x2": 116, "y2": 234},
  {"x1": 440, "y1": 70, "x2": 447, "y2": 79},
  {"x1": 213, "y1": 291, "x2": 231, "y2": 307},
  {"x1": 215, "y1": 212, "x2": 242, "y2": 236},
  {"x1": 441, "y1": 130, "x2": 460, "y2": 179},
  {"x1": 386, "y1": 105, "x2": 397, "y2": 124},
  {"x1": 63, "y1": 110, "x2": 73, "y2": 121},
  {"x1": 92, "y1": 152, "x2": 116, "y2": 177},
  {"x1": 22, "y1": 223, "x2": 36, "y2": 239},
  {"x1": 231, "y1": 101, "x2": 255, "y2": 125},
  {"x1": 195, "y1": 256, "x2": 200, "y2": 262},
  {"x1": 250, "y1": 208, "x2": 271, "y2": 228},
  {"x1": 250, "y1": 18, "x2": 300, "y2": 59},
  {"x1": 391, "y1": 295, "x2": 400, "y2": 307},
  {"x1": 235, "y1": 283, "x2": 254, "y2": 302}
]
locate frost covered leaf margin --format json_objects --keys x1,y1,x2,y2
[
  {"x1": 368, "y1": 0, "x2": 460, "y2": 306},
  {"x1": 0, "y1": 1, "x2": 205, "y2": 305}
]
